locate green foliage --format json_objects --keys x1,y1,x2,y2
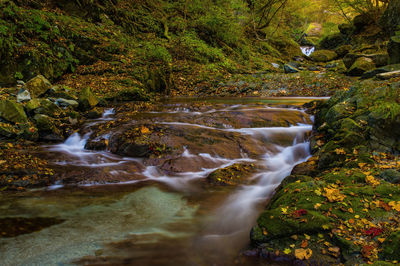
[
  {"x1": 143, "y1": 43, "x2": 172, "y2": 64},
  {"x1": 179, "y1": 31, "x2": 225, "y2": 63}
]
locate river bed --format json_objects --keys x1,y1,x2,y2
[{"x1": 0, "y1": 98, "x2": 318, "y2": 266}]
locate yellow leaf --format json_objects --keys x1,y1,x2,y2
[
  {"x1": 335, "y1": 148, "x2": 346, "y2": 155},
  {"x1": 365, "y1": 175, "x2": 380, "y2": 187},
  {"x1": 323, "y1": 187, "x2": 346, "y2": 202},
  {"x1": 314, "y1": 203, "x2": 322, "y2": 209},
  {"x1": 294, "y1": 248, "x2": 312, "y2": 260},
  {"x1": 281, "y1": 207, "x2": 288, "y2": 214},
  {"x1": 283, "y1": 248, "x2": 292, "y2": 255},
  {"x1": 314, "y1": 188, "x2": 322, "y2": 196},
  {"x1": 140, "y1": 126, "x2": 150, "y2": 134}
]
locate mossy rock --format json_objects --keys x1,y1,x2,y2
[
  {"x1": 325, "y1": 101, "x2": 354, "y2": 125},
  {"x1": 24, "y1": 75, "x2": 52, "y2": 98},
  {"x1": 388, "y1": 35, "x2": 400, "y2": 65},
  {"x1": 381, "y1": 231, "x2": 400, "y2": 260},
  {"x1": 108, "y1": 87, "x2": 150, "y2": 102},
  {"x1": 319, "y1": 33, "x2": 346, "y2": 50},
  {"x1": 335, "y1": 45, "x2": 352, "y2": 58},
  {"x1": 0, "y1": 122, "x2": 18, "y2": 138},
  {"x1": 25, "y1": 99, "x2": 41, "y2": 114},
  {"x1": 34, "y1": 114, "x2": 55, "y2": 132},
  {"x1": 35, "y1": 99, "x2": 63, "y2": 117},
  {"x1": 310, "y1": 50, "x2": 338, "y2": 63},
  {"x1": 347, "y1": 57, "x2": 375, "y2": 76},
  {"x1": 0, "y1": 100, "x2": 28, "y2": 123},
  {"x1": 380, "y1": 169, "x2": 400, "y2": 184},
  {"x1": 78, "y1": 87, "x2": 99, "y2": 111},
  {"x1": 207, "y1": 163, "x2": 256, "y2": 185},
  {"x1": 251, "y1": 208, "x2": 331, "y2": 244}
]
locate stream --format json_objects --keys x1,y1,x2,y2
[{"x1": 0, "y1": 98, "x2": 319, "y2": 266}]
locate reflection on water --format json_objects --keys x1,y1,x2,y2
[{"x1": 0, "y1": 99, "x2": 314, "y2": 266}]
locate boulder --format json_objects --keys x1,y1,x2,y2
[
  {"x1": 0, "y1": 122, "x2": 18, "y2": 138},
  {"x1": 55, "y1": 98, "x2": 79, "y2": 109},
  {"x1": 0, "y1": 100, "x2": 28, "y2": 123},
  {"x1": 353, "y1": 13, "x2": 370, "y2": 32},
  {"x1": 335, "y1": 45, "x2": 352, "y2": 57},
  {"x1": 24, "y1": 75, "x2": 52, "y2": 98},
  {"x1": 347, "y1": 57, "x2": 375, "y2": 76},
  {"x1": 17, "y1": 89, "x2": 31, "y2": 103},
  {"x1": 25, "y1": 99, "x2": 41, "y2": 113},
  {"x1": 34, "y1": 114, "x2": 55, "y2": 132},
  {"x1": 310, "y1": 50, "x2": 338, "y2": 62},
  {"x1": 338, "y1": 23, "x2": 355, "y2": 36},
  {"x1": 284, "y1": 64, "x2": 299, "y2": 73},
  {"x1": 388, "y1": 35, "x2": 400, "y2": 64},
  {"x1": 319, "y1": 33, "x2": 346, "y2": 50},
  {"x1": 35, "y1": 99, "x2": 62, "y2": 117},
  {"x1": 382, "y1": 231, "x2": 400, "y2": 260},
  {"x1": 344, "y1": 53, "x2": 389, "y2": 69},
  {"x1": 78, "y1": 87, "x2": 99, "y2": 110}
]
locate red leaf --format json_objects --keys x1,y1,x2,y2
[
  {"x1": 364, "y1": 227, "x2": 383, "y2": 237},
  {"x1": 293, "y1": 209, "x2": 308, "y2": 218}
]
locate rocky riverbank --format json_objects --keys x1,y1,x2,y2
[{"x1": 250, "y1": 81, "x2": 400, "y2": 264}]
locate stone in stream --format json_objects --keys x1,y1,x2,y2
[
  {"x1": 25, "y1": 99, "x2": 41, "y2": 113},
  {"x1": 0, "y1": 100, "x2": 28, "y2": 123},
  {"x1": 25, "y1": 75, "x2": 52, "y2": 98}
]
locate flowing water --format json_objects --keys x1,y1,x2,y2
[{"x1": 0, "y1": 98, "x2": 318, "y2": 266}]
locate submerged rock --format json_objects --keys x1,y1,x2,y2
[
  {"x1": 0, "y1": 100, "x2": 28, "y2": 123},
  {"x1": 55, "y1": 98, "x2": 79, "y2": 109}
]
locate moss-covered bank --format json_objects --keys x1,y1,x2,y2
[{"x1": 251, "y1": 82, "x2": 400, "y2": 264}]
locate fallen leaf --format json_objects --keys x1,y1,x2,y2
[{"x1": 294, "y1": 248, "x2": 312, "y2": 260}]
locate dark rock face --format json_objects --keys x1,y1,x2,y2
[
  {"x1": 388, "y1": 35, "x2": 400, "y2": 64},
  {"x1": 0, "y1": 100, "x2": 28, "y2": 123}
]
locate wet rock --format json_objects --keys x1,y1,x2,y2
[
  {"x1": 46, "y1": 85, "x2": 76, "y2": 100},
  {"x1": 17, "y1": 89, "x2": 31, "y2": 103},
  {"x1": 388, "y1": 34, "x2": 400, "y2": 64},
  {"x1": 347, "y1": 57, "x2": 375, "y2": 76},
  {"x1": 361, "y1": 64, "x2": 400, "y2": 79},
  {"x1": 0, "y1": 100, "x2": 28, "y2": 123},
  {"x1": 310, "y1": 50, "x2": 337, "y2": 62},
  {"x1": 291, "y1": 158, "x2": 317, "y2": 176},
  {"x1": 325, "y1": 63, "x2": 337, "y2": 69},
  {"x1": 207, "y1": 163, "x2": 256, "y2": 185},
  {"x1": 78, "y1": 87, "x2": 99, "y2": 111},
  {"x1": 55, "y1": 98, "x2": 79, "y2": 109},
  {"x1": 284, "y1": 64, "x2": 299, "y2": 73},
  {"x1": 25, "y1": 75, "x2": 52, "y2": 98},
  {"x1": 380, "y1": 169, "x2": 400, "y2": 184}
]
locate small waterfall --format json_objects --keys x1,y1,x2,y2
[{"x1": 301, "y1": 46, "x2": 315, "y2": 57}]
